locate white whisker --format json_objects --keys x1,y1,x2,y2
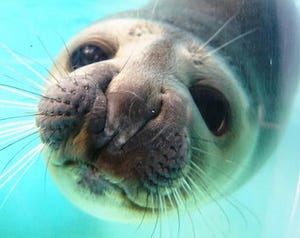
[
  {"x1": 158, "y1": 193, "x2": 164, "y2": 238},
  {"x1": 0, "y1": 143, "x2": 43, "y2": 189},
  {"x1": 0, "y1": 120, "x2": 35, "y2": 129},
  {"x1": 0, "y1": 147, "x2": 41, "y2": 208},
  {"x1": 188, "y1": 162, "x2": 233, "y2": 231},
  {"x1": 0, "y1": 127, "x2": 37, "y2": 147},
  {"x1": 36, "y1": 36, "x2": 66, "y2": 79},
  {"x1": 200, "y1": 14, "x2": 237, "y2": 50},
  {"x1": 172, "y1": 188, "x2": 182, "y2": 238},
  {"x1": 202, "y1": 29, "x2": 257, "y2": 59},
  {"x1": 0, "y1": 106, "x2": 35, "y2": 110},
  {"x1": 151, "y1": 0, "x2": 159, "y2": 17},
  {"x1": 150, "y1": 192, "x2": 156, "y2": 221},
  {"x1": 0, "y1": 124, "x2": 36, "y2": 139},
  {"x1": 0, "y1": 42, "x2": 46, "y2": 83},
  {"x1": 191, "y1": 145, "x2": 219, "y2": 157},
  {"x1": 184, "y1": 173, "x2": 207, "y2": 199},
  {"x1": 0, "y1": 65, "x2": 44, "y2": 91},
  {"x1": 0, "y1": 100, "x2": 37, "y2": 108},
  {"x1": 0, "y1": 84, "x2": 39, "y2": 100}
]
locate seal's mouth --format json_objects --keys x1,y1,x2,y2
[
  {"x1": 54, "y1": 159, "x2": 120, "y2": 195},
  {"x1": 51, "y1": 158, "x2": 158, "y2": 211}
]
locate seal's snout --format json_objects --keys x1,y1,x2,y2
[
  {"x1": 36, "y1": 63, "x2": 119, "y2": 150},
  {"x1": 36, "y1": 54, "x2": 193, "y2": 194},
  {"x1": 98, "y1": 85, "x2": 162, "y2": 151},
  {"x1": 36, "y1": 75, "x2": 98, "y2": 149}
]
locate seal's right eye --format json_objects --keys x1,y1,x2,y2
[
  {"x1": 189, "y1": 85, "x2": 231, "y2": 136},
  {"x1": 70, "y1": 44, "x2": 109, "y2": 70}
]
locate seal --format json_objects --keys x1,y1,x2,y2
[{"x1": 35, "y1": 0, "x2": 300, "y2": 222}]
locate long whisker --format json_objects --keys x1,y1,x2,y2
[
  {"x1": 180, "y1": 178, "x2": 197, "y2": 238},
  {"x1": 158, "y1": 192, "x2": 164, "y2": 238},
  {"x1": 191, "y1": 145, "x2": 220, "y2": 158},
  {"x1": 0, "y1": 113, "x2": 38, "y2": 122},
  {"x1": 0, "y1": 130, "x2": 38, "y2": 151},
  {"x1": 36, "y1": 35, "x2": 65, "y2": 79},
  {"x1": 0, "y1": 124, "x2": 36, "y2": 139},
  {"x1": 0, "y1": 120, "x2": 35, "y2": 129},
  {"x1": 0, "y1": 83, "x2": 41, "y2": 100},
  {"x1": 0, "y1": 42, "x2": 47, "y2": 83},
  {"x1": 0, "y1": 143, "x2": 43, "y2": 189},
  {"x1": 150, "y1": 192, "x2": 159, "y2": 238},
  {"x1": 200, "y1": 14, "x2": 237, "y2": 50},
  {"x1": 183, "y1": 174, "x2": 224, "y2": 238},
  {"x1": 0, "y1": 64, "x2": 44, "y2": 91},
  {"x1": 151, "y1": 0, "x2": 159, "y2": 17},
  {"x1": 172, "y1": 188, "x2": 182, "y2": 238},
  {"x1": 0, "y1": 145, "x2": 42, "y2": 208},
  {"x1": 188, "y1": 161, "x2": 233, "y2": 230},
  {"x1": 202, "y1": 29, "x2": 257, "y2": 59},
  {"x1": 0, "y1": 100, "x2": 37, "y2": 109},
  {"x1": 135, "y1": 191, "x2": 150, "y2": 233},
  {"x1": 1, "y1": 134, "x2": 41, "y2": 174}
]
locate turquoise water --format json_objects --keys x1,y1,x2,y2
[{"x1": 0, "y1": 1, "x2": 299, "y2": 237}]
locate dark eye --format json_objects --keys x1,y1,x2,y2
[
  {"x1": 70, "y1": 44, "x2": 109, "y2": 70},
  {"x1": 190, "y1": 85, "x2": 230, "y2": 136}
]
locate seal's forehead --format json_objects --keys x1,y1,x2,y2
[{"x1": 69, "y1": 19, "x2": 169, "y2": 46}]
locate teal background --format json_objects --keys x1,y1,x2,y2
[{"x1": 0, "y1": 1, "x2": 299, "y2": 237}]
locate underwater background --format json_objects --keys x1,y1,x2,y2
[{"x1": 0, "y1": 0, "x2": 299, "y2": 237}]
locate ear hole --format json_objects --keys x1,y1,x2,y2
[{"x1": 190, "y1": 85, "x2": 231, "y2": 136}]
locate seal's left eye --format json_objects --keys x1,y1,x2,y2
[{"x1": 70, "y1": 44, "x2": 109, "y2": 70}]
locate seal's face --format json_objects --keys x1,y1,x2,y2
[{"x1": 36, "y1": 19, "x2": 258, "y2": 221}]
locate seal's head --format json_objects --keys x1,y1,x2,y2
[{"x1": 36, "y1": 19, "x2": 258, "y2": 221}]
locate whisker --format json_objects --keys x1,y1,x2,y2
[
  {"x1": 0, "y1": 100, "x2": 37, "y2": 109},
  {"x1": 0, "y1": 130, "x2": 38, "y2": 151},
  {"x1": 0, "y1": 145, "x2": 41, "y2": 208},
  {"x1": 189, "y1": 135, "x2": 215, "y2": 144},
  {"x1": 150, "y1": 192, "x2": 159, "y2": 238},
  {"x1": 0, "y1": 113, "x2": 37, "y2": 122},
  {"x1": 200, "y1": 14, "x2": 237, "y2": 50},
  {"x1": 3, "y1": 48, "x2": 63, "y2": 87},
  {"x1": 158, "y1": 193, "x2": 164, "y2": 238},
  {"x1": 0, "y1": 120, "x2": 35, "y2": 129},
  {"x1": 191, "y1": 145, "x2": 220, "y2": 158},
  {"x1": 202, "y1": 29, "x2": 257, "y2": 59},
  {"x1": 1, "y1": 134, "x2": 41, "y2": 174},
  {"x1": 0, "y1": 143, "x2": 43, "y2": 189},
  {"x1": 0, "y1": 64, "x2": 44, "y2": 91},
  {"x1": 184, "y1": 174, "x2": 225, "y2": 238},
  {"x1": 55, "y1": 33, "x2": 82, "y2": 82},
  {"x1": 0, "y1": 123, "x2": 36, "y2": 139},
  {"x1": 0, "y1": 83, "x2": 41, "y2": 100},
  {"x1": 36, "y1": 35, "x2": 66, "y2": 79},
  {"x1": 0, "y1": 41, "x2": 47, "y2": 83},
  {"x1": 286, "y1": 174, "x2": 300, "y2": 237},
  {"x1": 151, "y1": 0, "x2": 159, "y2": 17},
  {"x1": 173, "y1": 189, "x2": 181, "y2": 238},
  {"x1": 135, "y1": 191, "x2": 150, "y2": 233},
  {"x1": 0, "y1": 105, "x2": 36, "y2": 110},
  {"x1": 160, "y1": 192, "x2": 171, "y2": 238},
  {"x1": 180, "y1": 179, "x2": 197, "y2": 238},
  {"x1": 188, "y1": 162, "x2": 232, "y2": 231}
]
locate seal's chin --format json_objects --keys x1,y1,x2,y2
[
  {"x1": 44, "y1": 115, "x2": 192, "y2": 213},
  {"x1": 46, "y1": 158, "x2": 144, "y2": 221},
  {"x1": 50, "y1": 159, "x2": 127, "y2": 202}
]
